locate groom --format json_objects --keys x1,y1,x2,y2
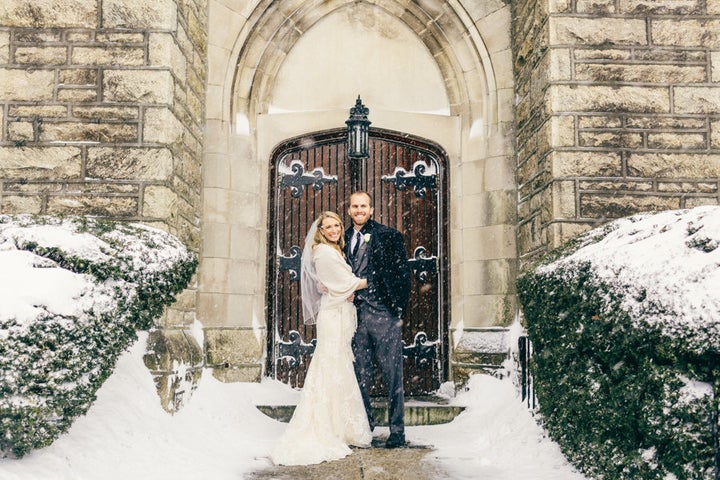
[{"x1": 345, "y1": 190, "x2": 411, "y2": 449}]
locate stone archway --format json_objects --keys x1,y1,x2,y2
[
  {"x1": 201, "y1": 0, "x2": 517, "y2": 385},
  {"x1": 228, "y1": 0, "x2": 497, "y2": 125}
]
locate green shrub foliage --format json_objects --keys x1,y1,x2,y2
[
  {"x1": 517, "y1": 209, "x2": 718, "y2": 480},
  {"x1": 0, "y1": 215, "x2": 197, "y2": 458}
]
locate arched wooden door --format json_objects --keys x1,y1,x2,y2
[{"x1": 266, "y1": 127, "x2": 449, "y2": 396}]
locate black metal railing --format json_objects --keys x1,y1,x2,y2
[
  {"x1": 713, "y1": 378, "x2": 719, "y2": 480},
  {"x1": 518, "y1": 335, "x2": 536, "y2": 410}
]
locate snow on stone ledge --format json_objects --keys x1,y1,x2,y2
[{"x1": 455, "y1": 328, "x2": 510, "y2": 354}]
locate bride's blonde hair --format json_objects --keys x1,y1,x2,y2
[{"x1": 313, "y1": 211, "x2": 346, "y2": 250}]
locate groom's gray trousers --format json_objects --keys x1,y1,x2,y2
[{"x1": 352, "y1": 302, "x2": 405, "y2": 436}]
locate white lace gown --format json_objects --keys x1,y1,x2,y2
[{"x1": 270, "y1": 244, "x2": 372, "y2": 466}]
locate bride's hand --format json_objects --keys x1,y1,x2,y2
[{"x1": 347, "y1": 293, "x2": 355, "y2": 303}]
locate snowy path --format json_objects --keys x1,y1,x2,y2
[
  {"x1": 412, "y1": 376, "x2": 588, "y2": 480},
  {"x1": 246, "y1": 446, "x2": 452, "y2": 480},
  {"x1": 0, "y1": 334, "x2": 587, "y2": 480}
]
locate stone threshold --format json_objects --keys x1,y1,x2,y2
[{"x1": 257, "y1": 397, "x2": 465, "y2": 426}]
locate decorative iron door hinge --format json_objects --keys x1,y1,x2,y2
[
  {"x1": 402, "y1": 331, "x2": 439, "y2": 369},
  {"x1": 277, "y1": 330, "x2": 317, "y2": 368},
  {"x1": 279, "y1": 158, "x2": 337, "y2": 197},
  {"x1": 407, "y1": 246, "x2": 437, "y2": 283},
  {"x1": 278, "y1": 246, "x2": 301, "y2": 281},
  {"x1": 382, "y1": 159, "x2": 437, "y2": 198}
]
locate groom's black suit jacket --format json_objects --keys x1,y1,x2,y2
[{"x1": 344, "y1": 219, "x2": 411, "y2": 319}]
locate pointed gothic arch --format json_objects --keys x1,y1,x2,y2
[{"x1": 225, "y1": 0, "x2": 498, "y2": 128}]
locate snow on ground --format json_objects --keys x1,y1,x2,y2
[
  {"x1": 0, "y1": 333, "x2": 587, "y2": 480},
  {"x1": 414, "y1": 375, "x2": 588, "y2": 480}
]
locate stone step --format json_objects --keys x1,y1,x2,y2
[{"x1": 257, "y1": 399, "x2": 465, "y2": 426}]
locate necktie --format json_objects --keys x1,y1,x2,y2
[{"x1": 352, "y1": 231, "x2": 362, "y2": 257}]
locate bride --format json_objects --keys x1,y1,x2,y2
[{"x1": 270, "y1": 211, "x2": 372, "y2": 466}]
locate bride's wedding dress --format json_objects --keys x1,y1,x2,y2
[{"x1": 270, "y1": 244, "x2": 371, "y2": 466}]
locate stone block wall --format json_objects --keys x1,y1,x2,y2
[
  {"x1": 513, "y1": 0, "x2": 720, "y2": 267},
  {"x1": 0, "y1": 0, "x2": 207, "y2": 253}
]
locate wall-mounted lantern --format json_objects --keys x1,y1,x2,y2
[{"x1": 346, "y1": 95, "x2": 371, "y2": 159}]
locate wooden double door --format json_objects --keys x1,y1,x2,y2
[{"x1": 266, "y1": 127, "x2": 449, "y2": 396}]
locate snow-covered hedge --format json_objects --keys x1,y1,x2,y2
[
  {"x1": 517, "y1": 206, "x2": 719, "y2": 480},
  {"x1": 0, "y1": 215, "x2": 197, "y2": 458}
]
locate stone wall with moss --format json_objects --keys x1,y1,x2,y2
[
  {"x1": 513, "y1": 0, "x2": 720, "y2": 269},
  {"x1": 0, "y1": 0, "x2": 206, "y2": 251}
]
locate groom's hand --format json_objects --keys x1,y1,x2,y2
[
  {"x1": 347, "y1": 293, "x2": 355, "y2": 302},
  {"x1": 316, "y1": 281, "x2": 328, "y2": 293}
]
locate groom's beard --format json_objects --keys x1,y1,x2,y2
[{"x1": 351, "y1": 215, "x2": 370, "y2": 228}]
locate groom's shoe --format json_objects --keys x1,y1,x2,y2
[{"x1": 385, "y1": 432, "x2": 406, "y2": 449}]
